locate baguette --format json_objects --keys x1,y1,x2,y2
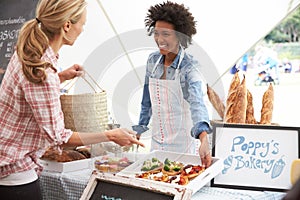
[
  {"x1": 260, "y1": 83, "x2": 274, "y2": 124},
  {"x1": 230, "y1": 75, "x2": 247, "y2": 123},
  {"x1": 224, "y1": 72, "x2": 240, "y2": 122},
  {"x1": 245, "y1": 89, "x2": 257, "y2": 124},
  {"x1": 228, "y1": 71, "x2": 240, "y2": 94},
  {"x1": 207, "y1": 84, "x2": 225, "y2": 119}
]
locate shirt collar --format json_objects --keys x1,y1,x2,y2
[
  {"x1": 44, "y1": 46, "x2": 59, "y2": 71},
  {"x1": 161, "y1": 47, "x2": 184, "y2": 69}
]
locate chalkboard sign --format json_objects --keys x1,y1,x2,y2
[
  {"x1": 90, "y1": 179, "x2": 174, "y2": 200},
  {"x1": 81, "y1": 172, "x2": 192, "y2": 200},
  {"x1": 211, "y1": 123, "x2": 300, "y2": 192},
  {"x1": 0, "y1": 0, "x2": 39, "y2": 84}
]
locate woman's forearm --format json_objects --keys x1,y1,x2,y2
[
  {"x1": 63, "y1": 132, "x2": 110, "y2": 147},
  {"x1": 63, "y1": 129, "x2": 144, "y2": 148}
]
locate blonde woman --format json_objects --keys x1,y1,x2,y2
[{"x1": 0, "y1": 0, "x2": 143, "y2": 199}]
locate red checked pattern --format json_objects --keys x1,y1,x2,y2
[{"x1": 0, "y1": 47, "x2": 73, "y2": 178}]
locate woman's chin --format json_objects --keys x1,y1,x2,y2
[{"x1": 159, "y1": 49, "x2": 169, "y2": 55}]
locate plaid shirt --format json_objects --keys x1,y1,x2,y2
[{"x1": 0, "y1": 47, "x2": 73, "y2": 178}]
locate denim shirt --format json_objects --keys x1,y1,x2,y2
[{"x1": 134, "y1": 50, "x2": 211, "y2": 139}]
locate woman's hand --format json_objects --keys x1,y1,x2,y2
[
  {"x1": 58, "y1": 64, "x2": 84, "y2": 83},
  {"x1": 0, "y1": 67, "x2": 5, "y2": 75},
  {"x1": 106, "y1": 128, "x2": 145, "y2": 147},
  {"x1": 198, "y1": 132, "x2": 212, "y2": 168}
]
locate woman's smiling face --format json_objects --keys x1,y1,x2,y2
[{"x1": 154, "y1": 20, "x2": 179, "y2": 56}]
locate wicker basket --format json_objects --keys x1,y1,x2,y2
[{"x1": 60, "y1": 72, "x2": 108, "y2": 132}]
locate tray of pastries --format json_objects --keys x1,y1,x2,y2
[{"x1": 117, "y1": 150, "x2": 223, "y2": 195}]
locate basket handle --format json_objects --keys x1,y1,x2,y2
[{"x1": 61, "y1": 70, "x2": 104, "y2": 93}]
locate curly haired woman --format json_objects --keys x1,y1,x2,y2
[{"x1": 133, "y1": 1, "x2": 212, "y2": 167}]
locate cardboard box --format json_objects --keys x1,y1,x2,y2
[
  {"x1": 117, "y1": 150, "x2": 223, "y2": 195},
  {"x1": 39, "y1": 158, "x2": 91, "y2": 172}
]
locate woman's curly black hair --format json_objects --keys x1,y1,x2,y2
[{"x1": 145, "y1": 1, "x2": 197, "y2": 49}]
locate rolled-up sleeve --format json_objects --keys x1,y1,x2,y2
[
  {"x1": 138, "y1": 82, "x2": 152, "y2": 126},
  {"x1": 183, "y1": 63, "x2": 212, "y2": 138}
]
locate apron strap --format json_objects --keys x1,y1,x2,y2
[{"x1": 151, "y1": 47, "x2": 185, "y2": 79}]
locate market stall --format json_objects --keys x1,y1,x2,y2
[
  {"x1": 1, "y1": 0, "x2": 300, "y2": 200},
  {"x1": 38, "y1": 70, "x2": 300, "y2": 199}
]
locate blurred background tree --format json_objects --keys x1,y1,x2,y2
[{"x1": 265, "y1": 6, "x2": 300, "y2": 43}]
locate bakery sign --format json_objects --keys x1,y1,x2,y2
[{"x1": 211, "y1": 123, "x2": 300, "y2": 192}]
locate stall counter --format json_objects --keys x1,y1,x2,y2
[{"x1": 39, "y1": 168, "x2": 286, "y2": 200}]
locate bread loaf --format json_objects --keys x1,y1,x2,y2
[
  {"x1": 245, "y1": 89, "x2": 257, "y2": 124},
  {"x1": 230, "y1": 75, "x2": 247, "y2": 123},
  {"x1": 228, "y1": 71, "x2": 240, "y2": 94},
  {"x1": 41, "y1": 147, "x2": 87, "y2": 162},
  {"x1": 291, "y1": 159, "x2": 300, "y2": 185},
  {"x1": 224, "y1": 72, "x2": 240, "y2": 122},
  {"x1": 260, "y1": 83, "x2": 274, "y2": 124},
  {"x1": 207, "y1": 84, "x2": 225, "y2": 119}
]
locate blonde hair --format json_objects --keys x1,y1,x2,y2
[{"x1": 17, "y1": 0, "x2": 87, "y2": 83}]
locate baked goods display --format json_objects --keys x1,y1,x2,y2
[
  {"x1": 94, "y1": 156, "x2": 133, "y2": 173},
  {"x1": 208, "y1": 71, "x2": 275, "y2": 124},
  {"x1": 41, "y1": 147, "x2": 90, "y2": 162},
  {"x1": 135, "y1": 157, "x2": 205, "y2": 186}
]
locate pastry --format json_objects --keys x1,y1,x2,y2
[
  {"x1": 94, "y1": 156, "x2": 133, "y2": 173},
  {"x1": 181, "y1": 164, "x2": 205, "y2": 179},
  {"x1": 161, "y1": 158, "x2": 184, "y2": 176},
  {"x1": 94, "y1": 160, "x2": 110, "y2": 172},
  {"x1": 141, "y1": 157, "x2": 163, "y2": 173},
  {"x1": 168, "y1": 175, "x2": 189, "y2": 185}
]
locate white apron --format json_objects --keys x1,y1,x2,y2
[{"x1": 149, "y1": 50, "x2": 196, "y2": 154}]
